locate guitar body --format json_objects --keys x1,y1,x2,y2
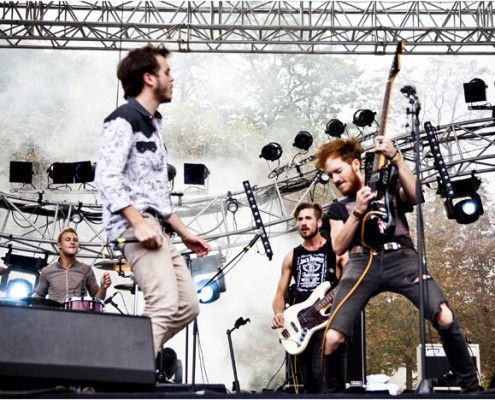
[
  {"x1": 278, "y1": 281, "x2": 335, "y2": 355},
  {"x1": 361, "y1": 163, "x2": 399, "y2": 248}
]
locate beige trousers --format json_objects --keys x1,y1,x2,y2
[{"x1": 121, "y1": 214, "x2": 199, "y2": 356}]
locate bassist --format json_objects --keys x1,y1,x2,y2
[{"x1": 271, "y1": 203, "x2": 346, "y2": 393}]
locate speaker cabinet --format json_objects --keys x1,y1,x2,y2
[
  {"x1": 0, "y1": 303, "x2": 155, "y2": 391},
  {"x1": 416, "y1": 343, "x2": 480, "y2": 390}
]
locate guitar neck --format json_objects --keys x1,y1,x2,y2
[
  {"x1": 313, "y1": 288, "x2": 336, "y2": 311},
  {"x1": 371, "y1": 41, "x2": 403, "y2": 182}
]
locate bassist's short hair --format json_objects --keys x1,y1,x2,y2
[
  {"x1": 315, "y1": 137, "x2": 362, "y2": 170},
  {"x1": 294, "y1": 202, "x2": 323, "y2": 220}
]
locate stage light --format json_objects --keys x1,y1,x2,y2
[
  {"x1": 9, "y1": 161, "x2": 33, "y2": 184},
  {"x1": 167, "y1": 163, "x2": 177, "y2": 182},
  {"x1": 325, "y1": 119, "x2": 346, "y2": 138},
  {"x1": 190, "y1": 253, "x2": 226, "y2": 304},
  {"x1": 445, "y1": 191, "x2": 484, "y2": 225},
  {"x1": 318, "y1": 171, "x2": 330, "y2": 185},
  {"x1": 259, "y1": 143, "x2": 283, "y2": 162},
  {"x1": 441, "y1": 175, "x2": 484, "y2": 225},
  {"x1": 184, "y1": 163, "x2": 210, "y2": 186},
  {"x1": 1, "y1": 268, "x2": 39, "y2": 298},
  {"x1": 196, "y1": 279, "x2": 222, "y2": 304},
  {"x1": 5, "y1": 278, "x2": 33, "y2": 298},
  {"x1": 226, "y1": 192, "x2": 238, "y2": 214},
  {"x1": 425, "y1": 121, "x2": 484, "y2": 225},
  {"x1": 70, "y1": 212, "x2": 83, "y2": 224},
  {"x1": 47, "y1": 162, "x2": 73, "y2": 184},
  {"x1": 293, "y1": 131, "x2": 313, "y2": 151},
  {"x1": 74, "y1": 161, "x2": 95, "y2": 183},
  {"x1": 463, "y1": 78, "x2": 487, "y2": 103},
  {"x1": 353, "y1": 109, "x2": 376, "y2": 127},
  {"x1": 47, "y1": 161, "x2": 95, "y2": 184}
]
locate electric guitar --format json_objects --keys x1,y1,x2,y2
[
  {"x1": 361, "y1": 41, "x2": 404, "y2": 249},
  {"x1": 278, "y1": 281, "x2": 337, "y2": 355}
]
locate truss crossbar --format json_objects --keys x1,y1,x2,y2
[{"x1": 1, "y1": 2, "x2": 494, "y2": 54}]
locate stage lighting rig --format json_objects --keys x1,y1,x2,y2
[
  {"x1": 425, "y1": 121, "x2": 484, "y2": 225},
  {"x1": 463, "y1": 78, "x2": 495, "y2": 116}
]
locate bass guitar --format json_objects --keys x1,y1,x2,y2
[
  {"x1": 361, "y1": 41, "x2": 404, "y2": 249},
  {"x1": 278, "y1": 281, "x2": 337, "y2": 355}
]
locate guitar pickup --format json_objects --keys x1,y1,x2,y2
[
  {"x1": 281, "y1": 329, "x2": 290, "y2": 339},
  {"x1": 290, "y1": 322, "x2": 299, "y2": 333}
]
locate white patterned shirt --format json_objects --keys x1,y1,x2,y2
[{"x1": 96, "y1": 98, "x2": 174, "y2": 241}]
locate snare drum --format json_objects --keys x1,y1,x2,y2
[{"x1": 64, "y1": 297, "x2": 104, "y2": 312}]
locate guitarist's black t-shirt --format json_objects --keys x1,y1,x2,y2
[
  {"x1": 327, "y1": 186, "x2": 414, "y2": 249},
  {"x1": 291, "y1": 241, "x2": 338, "y2": 304}
]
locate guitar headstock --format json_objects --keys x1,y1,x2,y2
[{"x1": 389, "y1": 40, "x2": 405, "y2": 79}]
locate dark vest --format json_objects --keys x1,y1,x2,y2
[{"x1": 290, "y1": 241, "x2": 338, "y2": 304}]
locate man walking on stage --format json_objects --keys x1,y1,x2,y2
[{"x1": 96, "y1": 44, "x2": 210, "y2": 356}]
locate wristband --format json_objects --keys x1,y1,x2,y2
[
  {"x1": 388, "y1": 149, "x2": 399, "y2": 163},
  {"x1": 352, "y1": 210, "x2": 362, "y2": 220}
]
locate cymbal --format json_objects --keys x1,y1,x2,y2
[
  {"x1": 94, "y1": 260, "x2": 131, "y2": 272},
  {"x1": 115, "y1": 284, "x2": 141, "y2": 292}
]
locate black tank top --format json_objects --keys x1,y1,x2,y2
[{"x1": 290, "y1": 241, "x2": 338, "y2": 304}]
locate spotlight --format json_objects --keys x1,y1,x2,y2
[
  {"x1": 1, "y1": 268, "x2": 39, "y2": 298},
  {"x1": 6, "y1": 278, "x2": 33, "y2": 298},
  {"x1": 293, "y1": 131, "x2": 313, "y2": 151},
  {"x1": 196, "y1": 279, "x2": 222, "y2": 304},
  {"x1": 353, "y1": 109, "x2": 376, "y2": 127},
  {"x1": 184, "y1": 163, "x2": 210, "y2": 186},
  {"x1": 226, "y1": 192, "x2": 238, "y2": 214},
  {"x1": 70, "y1": 212, "x2": 83, "y2": 224},
  {"x1": 190, "y1": 253, "x2": 226, "y2": 304},
  {"x1": 445, "y1": 192, "x2": 484, "y2": 224},
  {"x1": 9, "y1": 161, "x2": 33, "y2": 184},
  {"x1": 318, "y1": 171, "x2": 330, "y2": 185},
  {"x1": 259, "y1": 143, "x2": 283, "y2": 162},
  {"x1": 442, "y1": 175, "x2": 484, "y2": 225},
  {"x1": 325, "y1": 119, "x2": 346, "y2": 138},
  {"x1": 463, "y1": 78, "x2": 487, "y2": 103}
]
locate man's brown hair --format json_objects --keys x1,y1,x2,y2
[
  {"x1": 315, "y1": 137, "x2": 363, "y2": 170},
  {"x1": 117, "y1": 44, "x2": 171, "y2": 100},
  {"x1": 57, "y1": 227, "x2": 78, "y2": 244},
  {"x1": 294, "y1": 202, "x2": 323, "y2": 220}
]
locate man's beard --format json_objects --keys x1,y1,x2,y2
[
  {"x1": 154, "y1": 84, "x2": 172, "y2": 103},
  {"x1": 340, "y1": 170, "x2": 361, "y2": 196},
  {"x1": 300, "y1": 226, "x2": 318, "y2": 239}
]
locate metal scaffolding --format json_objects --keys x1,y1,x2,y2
[
  {"x1": 1, "y1": 1, "x2": 494, "y2": 54},
  {"x1": 1, "y1": 116, "x2": 494, "y2": 262}
]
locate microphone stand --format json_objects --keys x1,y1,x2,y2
[
  {"x1": 402, "y1": 86, "x2": 431, "y2": 394},
  {"x1": 226, "y1": 317, "x2": 251, "y2": 394}
]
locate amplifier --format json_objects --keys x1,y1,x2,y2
[{"x1": 416, "y1": 343, "x2": 480, "y2": 390}]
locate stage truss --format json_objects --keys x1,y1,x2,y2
[
  {"x1": 0, "y1": 116, "x2": 494, "y2": 266},
  {"x1": 1, "y1": 1, "x2": 494, "y2": 54}
]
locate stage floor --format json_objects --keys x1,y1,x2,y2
[{"x1": 0, "y1": 383, "x2": 492, "y2": 399}]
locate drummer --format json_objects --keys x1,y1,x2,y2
[{"x1": 33, "y1": 228, "x2": 112, "y2": 306}]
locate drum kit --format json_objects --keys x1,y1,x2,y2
[{"x1": 0, "y1": 257, "x2": 139, "y2": 315}]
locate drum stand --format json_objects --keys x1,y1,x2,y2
[{"x1": 115, "y1": 265, "x2": 139, "y2": 316}]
